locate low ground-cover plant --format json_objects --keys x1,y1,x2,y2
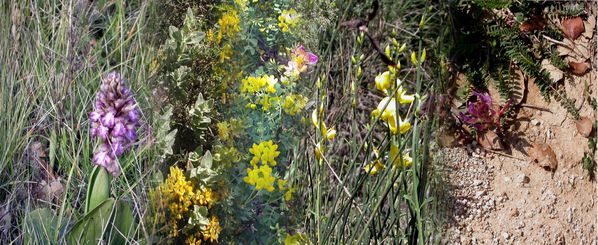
[{"x1": 449, "y1": 0, "x2": 589, "y2": 119}]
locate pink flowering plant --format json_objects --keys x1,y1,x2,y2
[{"x1": 458, "y1": 91, "x2": 512, "y2": 133}]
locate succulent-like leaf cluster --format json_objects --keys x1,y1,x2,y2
[
  {"x1": 459, "y1": 91, "x2": 498, "y2": 132},
  {"x1": 90, "y1": 72, "x2": 140, "y2": 177}
]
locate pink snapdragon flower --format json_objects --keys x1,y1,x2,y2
[{"x1": 284, "y1": 45, "x2": 318, "y2": 77}]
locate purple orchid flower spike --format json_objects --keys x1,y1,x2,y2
[{"x1": 89, "y1": 71, "x2": 141, "y2": 177}]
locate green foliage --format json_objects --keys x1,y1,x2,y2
[
  {"x1": 68, "y1": 167, "x2": 136, "y2": 244},
  {"x1": 188, "y1": 93, "x2": 214, "y2": 144},
  {"x1": 22, "y1": 208, "x2": 68, "y2": 245},
  {"x1": 471, "y1": 0, "x2": 511, "y2": 9},
  {"x1": 451, "y1": 1, "x2": 582, "y2": 118},
  {"x1": 86, "y1": 166, "x2": 111, "y2": 213},
  {"x1": 67, "y1": 198, "x2": 135, "y2": 244},
  {"x1": 545, "y1": 3, "x2": 585, "y2": 17}
]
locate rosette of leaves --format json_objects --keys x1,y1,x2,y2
[
  {"x1": 188, "y1": 93, "x2": 213, "y2": 145},
  {"x1": 186, "y1": 150, "x2": 219, "y2": 186},
  {"x1": 25, "y1": 167, "x2": 136, "y2": 244}
]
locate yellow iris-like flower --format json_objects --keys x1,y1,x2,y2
[
  {"x1": 371, "y1": 97, "x2": 412, "y2": 134},
  {"x1": 397, "y1": 85, "x2": 415, "y2": 104},
  {"x1": 387, "y1": 115, "x2": 412, "y2": 135},
  {"x1": 314, "y1": 142, "x2": 325, "y2": 160}
]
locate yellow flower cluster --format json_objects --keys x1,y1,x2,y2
[
  {"x1": 184, "y1": 216, "x2": 221, "y2": 245},
  {"x1": 281, "y1": 94, "x2": 308, "y2": 116},
  {"x1": 259, "y1": 95, "x2": 280, "y2": 111},
  {"x1": 371, "y1": 69, "x2": 416, "y2": 135},
  {"x1": 240, "y1": 75, "x2": 278, "y2": 94},
  {"x1": 202, "y1": 216, "x2": 222, "y2": 242},
  {"x1": 249, "y1": 140, "x2": 280, "y2": 166},
  {"x1": 217, "y1": 10, "x2": 241, "y2": 44},
  {"x1": 278, "y1": 9, "x2": 299, "y2": 32},
  {"x1": 244, "y1": 163, "x2": 276, "y2": 192},
  {"x1": 154, "y1": 167, "x2": 219, "y2": 240},
  {"x1": 243, "y1": 140, "x2": 293, "y2": 194},
  {"x1": 216, "y1": 119, "x2": 245, "y2": 142}
]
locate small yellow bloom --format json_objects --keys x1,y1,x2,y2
[
  {"x1": 284, "y1": 187, "x2": 296, "y2": 201},
  {"x1": 314, "y1": 142, "x2": 325, "y2": 160},
  {"x1": 363, "y1": 159, "x2": 385, "y2": 175},
  {"x1": 411, "y1": 51, "x2": 418, "y2": 66},
  {"x1": 278, "y1": 9, "x2": 300, "y2": 32},
  {"x1": 201, "y1": 216, "x2": 221, "y2": 242},
  {"x1": 311, "y1": 108, "x2": 336, "y2": 140},
  {"x1": 277, "y1": 179, "x2": 287, "y2": 190},
  {"x1": 375, "y1": 71, "x2": 391, "y2": 91},
  {"x1": 390, "y1": 144, "x2": 413, "y2": 168}
]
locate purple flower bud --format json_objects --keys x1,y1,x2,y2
[
  {"x1": 97, "y1": 125, "x2": 109, "y2": 139},
  {"x1": 111, "y1": 142, "x2": 124, "y2": 156},
  {"x1": 112, "y1": 122, "x2": 126, "y2": 137},
  {"x1": 125, "y1": 128, "x2": 137, "y2": 142},
  {"x1": 128, "y1": 109, "x2": 140, "y2": 122},
  {"x1": 90, "y1": 111, "x2": 102, "y2": 122},
  {"x1": 102, "y1": 112, "x2": 115, "y2": 128}
]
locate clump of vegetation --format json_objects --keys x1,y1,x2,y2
[{"x1": 449, "y1": 0, "x2": 587, "y2": 119}]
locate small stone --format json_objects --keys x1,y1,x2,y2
[
  {"x1": 515, "y1": 172, "x2": 530, "y2": 184},
  {"x1": 503, "y1": 232, "x2": 510, "y2": 240},
  {"x1": 510, "y1": 208, "x2": 519, "y2": 217},
  {"x1": 475, "y1": 190, "x2": 486, "y2": 198},
  {"x1": 531, "y1": 119, "x2": 541, "y2": 126},
  {"x1": 473, "y1": 179, "x2": 483, "y2": 186}
]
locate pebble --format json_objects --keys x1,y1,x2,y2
[
  {"x1": 515, "y1": 172, "x2": 530, "y2": 184},
  {"x1": 503, "y1": 232, "x2": 510, "y2": 240},
  {"x1": 531, "y1": 119, "x2": 541, "y2": 126}
]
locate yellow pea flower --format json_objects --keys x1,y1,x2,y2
[
  {"x1": 363, "y1": 159, "x2": 385, "y2": 175},
  {"x1": 375, "y1": 71, "x2": 391, "y2": 91}
]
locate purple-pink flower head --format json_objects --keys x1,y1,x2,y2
[
  {"x1": 89, "y1": 71, "x2": 140, "y2": 177},
  {"x1": 458, "y1": 91, "x2": 497, "y2": 131},
  {"x1": 293, "y1": 45, "x2": 318, "y2": 66}
]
